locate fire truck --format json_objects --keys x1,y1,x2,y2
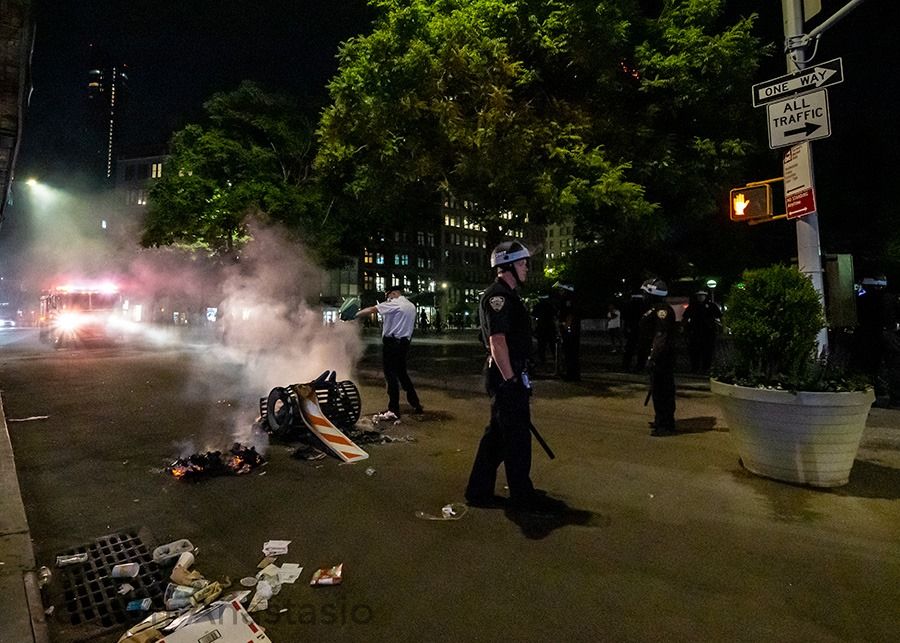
[{"x1": 38, "y1": 284, "x2": 125, "y2": 347}]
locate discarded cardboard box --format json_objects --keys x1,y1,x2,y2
[{"x1": 158, "y1": 599, "x2": 271, "y2": 642}]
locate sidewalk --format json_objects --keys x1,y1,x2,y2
[{"x1": 0, "y1": 397, "x2": 49, "y2": 643}]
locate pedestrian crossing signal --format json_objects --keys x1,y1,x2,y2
[{"x1": 730, "y1": 185, "x2": 772, "y2": 221}]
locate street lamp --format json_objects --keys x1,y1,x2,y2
[{"x1": 22, "y1": 177, "x2": 58, "y2": 206}]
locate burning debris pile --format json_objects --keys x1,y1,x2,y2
[{"x1": 168, "y1": 443, "x2": 265, "y2": 481}]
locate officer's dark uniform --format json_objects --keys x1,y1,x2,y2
[
  {"x1": 622, "y1": 293, "x2": 649, "y2": 372},
  {"x1": 683, "y1": 294, "x2": 721, "y2": 374},
  {"x1": 465, "y1": 278, "x2": 536, "y2": 504},
  {"x1": 639, "y1": 297, "x2": 677, "y2": 434}
]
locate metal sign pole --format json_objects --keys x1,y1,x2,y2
[{"x1": 783, "y1": 0, "x2": 829, "y2": 353}]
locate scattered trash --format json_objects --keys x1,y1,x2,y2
[
  {"x1": 167, "y1": 443, "x2": 265, "y2": 481},
  {"x1": 310, "y1": 563, "x2": 343, "y2": 586},
  {"x1": 276, "y1": 563, "x2": 303, "y2": 584},
  {"x1": 257, "y1": 556, "x2": 277, "y2": 569},
  {"x1": 152, "y1": 539, "x2": 194, "y2": 565},
  {"x1": 190, "y1": 580, "x2": 224, "y2": 606},
  {"x1": 117, "y1": 583, "x2": 134, "y2": 595},
  {"x1": 126, "y1": 598, "x2": 152, "y2": 612},
  {"x1": 240, "y1": 576, "x2": 257, "y2": 587},
  {"x1": 56, "y1": 552, "x2": 88, "y2": 567},
  {"x1": 255, "y1": 565, "x2": 283, "y2": 595},
  {"x1": 44, "y1": 606, "x2": 54, "y2": 617},
  {"x1": 372, "y1": 410, "x2": 399, "y2": 423},
  {"x1": 154, "y1": 600, "x2": 272, "y2": 643},
  {"x1": 262, "y1": 540, "x2": 291, "y2": 557},
  {"x1": 111, "y1": 562, "x2": 140, "y2": 578},
  {"x1": 37, "y1": 566, "x2": 51, "y2": 587},
  {"x1": 170, "y1": 552, "x2": 208, "y2": 588},
  {"x1": 415, "y1": 502, "x2": 469, "y2": 521},
  {"x1": 365, "y1": 467, "x2": 376, "y2": 476},
  {"x1": 248, "y1": 579, "x2": 274, "y2": 612},
  {"x1": 7, "y1": 415, "x2": 50, "y2": 422},
  {"x1": 164, "y1": 583, "x2": 196, "y2": 610}
]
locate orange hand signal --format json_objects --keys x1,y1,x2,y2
[{"x1": 733, "y1": 192, "x2": 750, "y2": 217}]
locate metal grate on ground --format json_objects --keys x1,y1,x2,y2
[{"x1": 53, "y1": 528, "x2": 166, "y2": 635}]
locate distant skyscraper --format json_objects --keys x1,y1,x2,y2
[{"x1": 87, "y1": 43, "x2": 128, "y2": 183}]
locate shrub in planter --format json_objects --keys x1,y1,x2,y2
[
  {"x1": 717, "y1": 264, "x2": 867, "y2": 392},
  {"x1": 712, "y1": 264, "x2": 874, "y2": 486}
]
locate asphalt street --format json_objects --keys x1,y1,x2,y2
[{"x1": 1, "y1": 327, "x2": 898, "y2": 642}]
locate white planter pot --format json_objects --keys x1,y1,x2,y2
[{"x1": 710, "y1": 379, "x2": 875, "y2": 487}]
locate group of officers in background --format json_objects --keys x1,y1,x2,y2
[{"x1": 353, "y1": 242, "x2": 900, "y2": 515}]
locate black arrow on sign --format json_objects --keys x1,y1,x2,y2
[{"x1": 784, "y1": 122, "x2": 821, "y2": 137}]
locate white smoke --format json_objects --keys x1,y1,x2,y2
[{"x1": 4, "y1": 182, "x2": 367, "y2": 459}]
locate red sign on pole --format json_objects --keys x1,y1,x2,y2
[
  {"x1": 786, "y1": 188, "x2": 817, "y2": 219},
  {"x1": 783, "y1": 143, "x2": 817, "y2": 220}
]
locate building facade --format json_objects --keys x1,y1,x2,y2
[{"x1": 114, "y1": 153, "x2": 546, "y2": 326}]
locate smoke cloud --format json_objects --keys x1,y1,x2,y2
[{"x1": 0, "y1": 184, "x2": 365, "y2": 455}]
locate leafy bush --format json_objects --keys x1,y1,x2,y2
[{"x1": 716, "y1": 265, "x2": 868, "y2": 391}]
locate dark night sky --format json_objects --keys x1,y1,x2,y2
[
  {"x1": 19, "y1": 0, "x2": 375, "y2": 180},
  {"x1": 9, "y1": 0, "x2": 900, "y2": 276}
]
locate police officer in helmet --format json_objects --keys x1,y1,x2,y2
[
  {"x1": 638, "y1": 278, "x2": 677, "y2": 436},
  {"x1": 465, "y1": 241, "x2": 562, "y2": 511}
]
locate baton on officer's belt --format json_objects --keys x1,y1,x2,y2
[
  {"x1": 644, "y1": 387, "x2": 653, "y2": 406},
  {"x1": 528, "y1": 423, "x2": 556, "y2": 460}
]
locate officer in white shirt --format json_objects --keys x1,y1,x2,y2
[{"x1": 356, "y1": 285, "x2": 423, "y2": 418}]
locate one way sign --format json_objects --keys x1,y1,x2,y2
[{"x1": 752, "y1": 58, "x2": 843, "y2": 107}]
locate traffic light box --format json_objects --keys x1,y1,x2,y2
[{"x1": 729, "y1": 184, "x2": 773, "y2": 221}]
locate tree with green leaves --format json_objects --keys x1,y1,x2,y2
[
  {"x1": 317, "y1": 0, "x2": 767, "y2": 263},
  {"x1": 142, "y1": 82, "x2": 342, "y2": 262}
]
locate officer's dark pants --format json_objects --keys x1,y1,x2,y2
[
  {"x1": 688, "y1": 333, "x2": 716, "y2": 373},
  {"x1": 382, "y1": 337, "x2": 420, "y2": 414},
  {"x1": 650, "y1": 362, "x2": 676, "y2": 430},
  {"x1": 466, "y1": 381, "x2": 535, "y2": 502}
]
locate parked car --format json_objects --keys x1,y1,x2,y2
[{"x1": 0, "y1": 317, "x2": 16, "y2": 328}]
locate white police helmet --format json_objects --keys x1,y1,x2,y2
[{"x1": 490, "y1": 241, "x2": 531, "y2": 268}]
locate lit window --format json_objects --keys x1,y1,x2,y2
[
  {"x1": 376, "y1": 275, "x2": 386, "y2": 292},
  {"x1": 427, "y1": 233, "x2": 435, "y2": 247},
  {"x1": 151, "y1": 163, "x2": 163, "y2": 179},
  {"x1": 417, "y1": 231, "x2": 425, "y2": 245},
  {"x1": 400, "y1": 254, "x2": 409, "y2": 266},
  {"x1": 376, "y1": 253, "x2": 385, "y2": 265},
  {"x1": 364, "y1": 250, "x2": 374, "y2": 265}
]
